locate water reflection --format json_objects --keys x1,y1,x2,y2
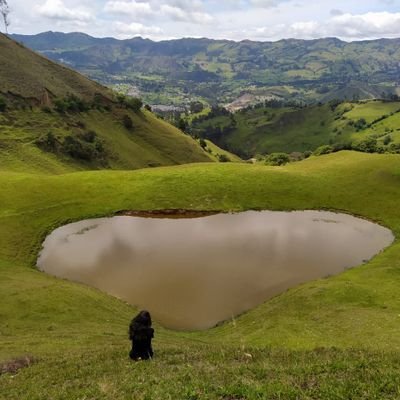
[{"x1": 37, "y1": 211, "x2": 394, "y2": 330}]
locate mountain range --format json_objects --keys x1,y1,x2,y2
[{"x1": 11, "y1": 31, "x2": 400, "y2": 107}]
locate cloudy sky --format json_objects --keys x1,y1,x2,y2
[{"x1": 5, "y1": 0, "x2": 400, "y2": 41}]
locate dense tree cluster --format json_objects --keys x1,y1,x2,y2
[{"x1": 36, "y1": 130, "x2": 106, "y2": 163}]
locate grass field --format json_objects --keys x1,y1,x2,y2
[{"x1": 1, "y1": 151, "x2": 400, "y2": 398}]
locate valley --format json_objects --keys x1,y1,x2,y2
[
  {"x1": 190, "y1": 99, "x2": 400, "y2": 157},
  {"x1": 11, "y1": 32, "x2": 400, "y2": 107}
]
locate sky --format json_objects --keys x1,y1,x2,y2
[{"x1": 4, "y1": 0, "x2": 400, "y2": 41}]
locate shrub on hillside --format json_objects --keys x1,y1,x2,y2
[
  {"x1": 78, "y1": 130, "x2": 97, "y2": 143},
  {"x1": 62, "y1": 133, "x2": 105, "y2": 162},
  {"x1": 199, "y1": 138, "x2": 207, "y2": 149},
  {"x1": 35, "y1": 132, "x2": 59, "y2": 152},
  {"x1": 383, "y1": 135, "x2": 392, "y2": 146},
  {"x1": 332, "y1": 142, "x2": 352, "y2": 152},
  {"x1": 217, "y1": 154, "x2": 230, "y2": 163},
  {"x1": 177, "y1": 118, "x2": 188, "y2": 133},
  {"x1": 190, "y1": 101, "x2": 204, "y2": 114},
  {"x1": 122, "y1": 115, "x2": 134, "y2": 130},
  {"x1": 117, "y1": 94, "x2": 143, "y2": 112},
  {"x1": 329, "y1": 99, "x2": 342, "y2": 111},
  {"x1": 54, "y1": 94, "x2": 89, "y2": 114},
  {"x1": 354, "y1": 118, "x2": 367, "y2": 131},
  {"x1": 63, "y1": 136, "x2": 93, "y2": 161},
  {"x1": 352, "y1": 137, "x2": 378, "y2": 153},
  {"x1": 37, "y1": 130, "x2": 106, "y2": 163},
  {"x1": 42, "y1": 106, "x2": 52, "y2": 114},
  {"x1": 0, "y1": 97, "x2": 7, "y2": 112},
  {"x1": 313, "y1": 145, "x2": 334, "y2": 156},
  {"x1": 303, "y1": 151, "x2": 313, "y2": 159},
  {"x1": 92, "y1": 92, "x2": 109, "y2": 111},
  {"x1": 388, "y1": 143, "x2": 400, "y2": 154},
  {"x1": 265, "y1": 153, "x2": 290, "y2": 166}
]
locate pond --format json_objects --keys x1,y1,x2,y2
[{"x1": 37, "y1": 211, "x2": 394, "y2": 330}]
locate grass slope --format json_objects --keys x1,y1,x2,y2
[
  {"x1": 1, "y1": 151, "x2": 400, "y2": 398},
  {"x1": 0, "y1": 34, "x2": 111, "y2": 102},
  {"x1": 191, "y1": 100, "x2": 400, "y2": 156},
  {"x1": 0, "y1": 108, "x2": 214, "y2": 173}
]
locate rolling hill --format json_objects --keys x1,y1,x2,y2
[
  {"x1": 11, "y1": 31, "x2": 400, "y2": 106},
  {"x1": 1, "y1": 152, "x2": 400, "y2": 399},
  {"x1": 190, "y1": 99, "x2": 400, "y2": 157},
  {"x1": 0, "y1": 33, "x2": 215, "y2": 173}
]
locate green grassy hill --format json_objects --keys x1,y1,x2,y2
[
  {"x1": 191, "y1": 100, "x2": 400, "y2": 157},
  {"x1": 0, "y1": 33, "x2": 112, "y2": 103},
  {"x1": 0, "y1": 107, "x2": 217, "y2": 173},
  {"x1": 1, "y1": 151, "x2": 400, "y2": 398},
  {"x1": 0, "y1": 34, "x2": 215, "y2": 172}
]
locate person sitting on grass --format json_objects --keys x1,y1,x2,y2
[{"x1": 129, "y1": 310, "x2": 154, "y2": 361}]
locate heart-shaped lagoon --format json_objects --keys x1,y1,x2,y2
[{"x1": 37, "y1": 211, "x2": 394, "y2": 330}]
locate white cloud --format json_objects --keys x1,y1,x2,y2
[
  {"x1": 114, "y1": 21, "x2": 162, "y2": 38},
  {"x1": 289, "y1": 21, "x2": 320, "y2": 38},
  {"x1": 331, "y1": 11, "x2": 400, "y2": 38},
  {"x1": 160, "y1": 4, "x2": 213, "y2": 24},
  {"x1": 103, "y1": 0, "x2": 213, "y2": 24},
  {"x1": 37, "y1": 0, "x2": 93, "y2": 22},
  {"x1": 251, "y1": 0, "x2": 279, "y2": 7},
  {"x1": 8, "y1": 0, "x2": 400, "y2": 41},
  {"x1": 104, "y1": 1, "x2": 153, "y2": 17},
  {"x1": 162, "y1": 0, "x2": 204, "y2": 11},
  {"x1": 247, "y1": 11, "x2": 400, "y2": 41},
  {"x1": 250, "y1": 0, "x2": 294, "y2": 8}
]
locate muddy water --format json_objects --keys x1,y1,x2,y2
[{"x1": 37, "y1": 211, "x2": 394, "y2": 330}]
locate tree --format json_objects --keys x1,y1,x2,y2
[
  {"x1": 116, "y1": 94, "x2": 143, "y2": 112},
  {"x1": 352, "y1": 137, "x2": 377, "y2": 154},
  {"x1": 177, "y1": 118, "x2": 187, "y2": 133},
  {"x1": 190, "y1": 101, "x2": 204, "y2": 114},
  {"x1": 199, "y1": 138, "x2": 207, "y2": 149},
  {"x1": 0, "y1": 0, "x2": 10, "y2": 34},
  {"x1": 313, "y1": 145, "x2": 334, "y2": 156},
  {"x1": 217, "y1": 154, "x2": 230, "y2": 163},
  {"x1": 122, "y1": 114, "x2": 133, "y2": 130}
]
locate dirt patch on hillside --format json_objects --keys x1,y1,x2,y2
[
  {"x1": 116, "y1": 209, "x2": 220, "y2": 219},
  {"x1": 0, "y1": 355, "x2": 37, "y2": 375}
]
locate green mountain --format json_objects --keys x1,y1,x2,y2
[
  {"x1": 0, "y1": 34, "x2": 215, "y2": 173},
  {"x1": 11, "y1": 32, "x2": 400, "y2": 106},
  {"x1": 190, "y1": 99, "x2": 400, "y2": 157}
]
